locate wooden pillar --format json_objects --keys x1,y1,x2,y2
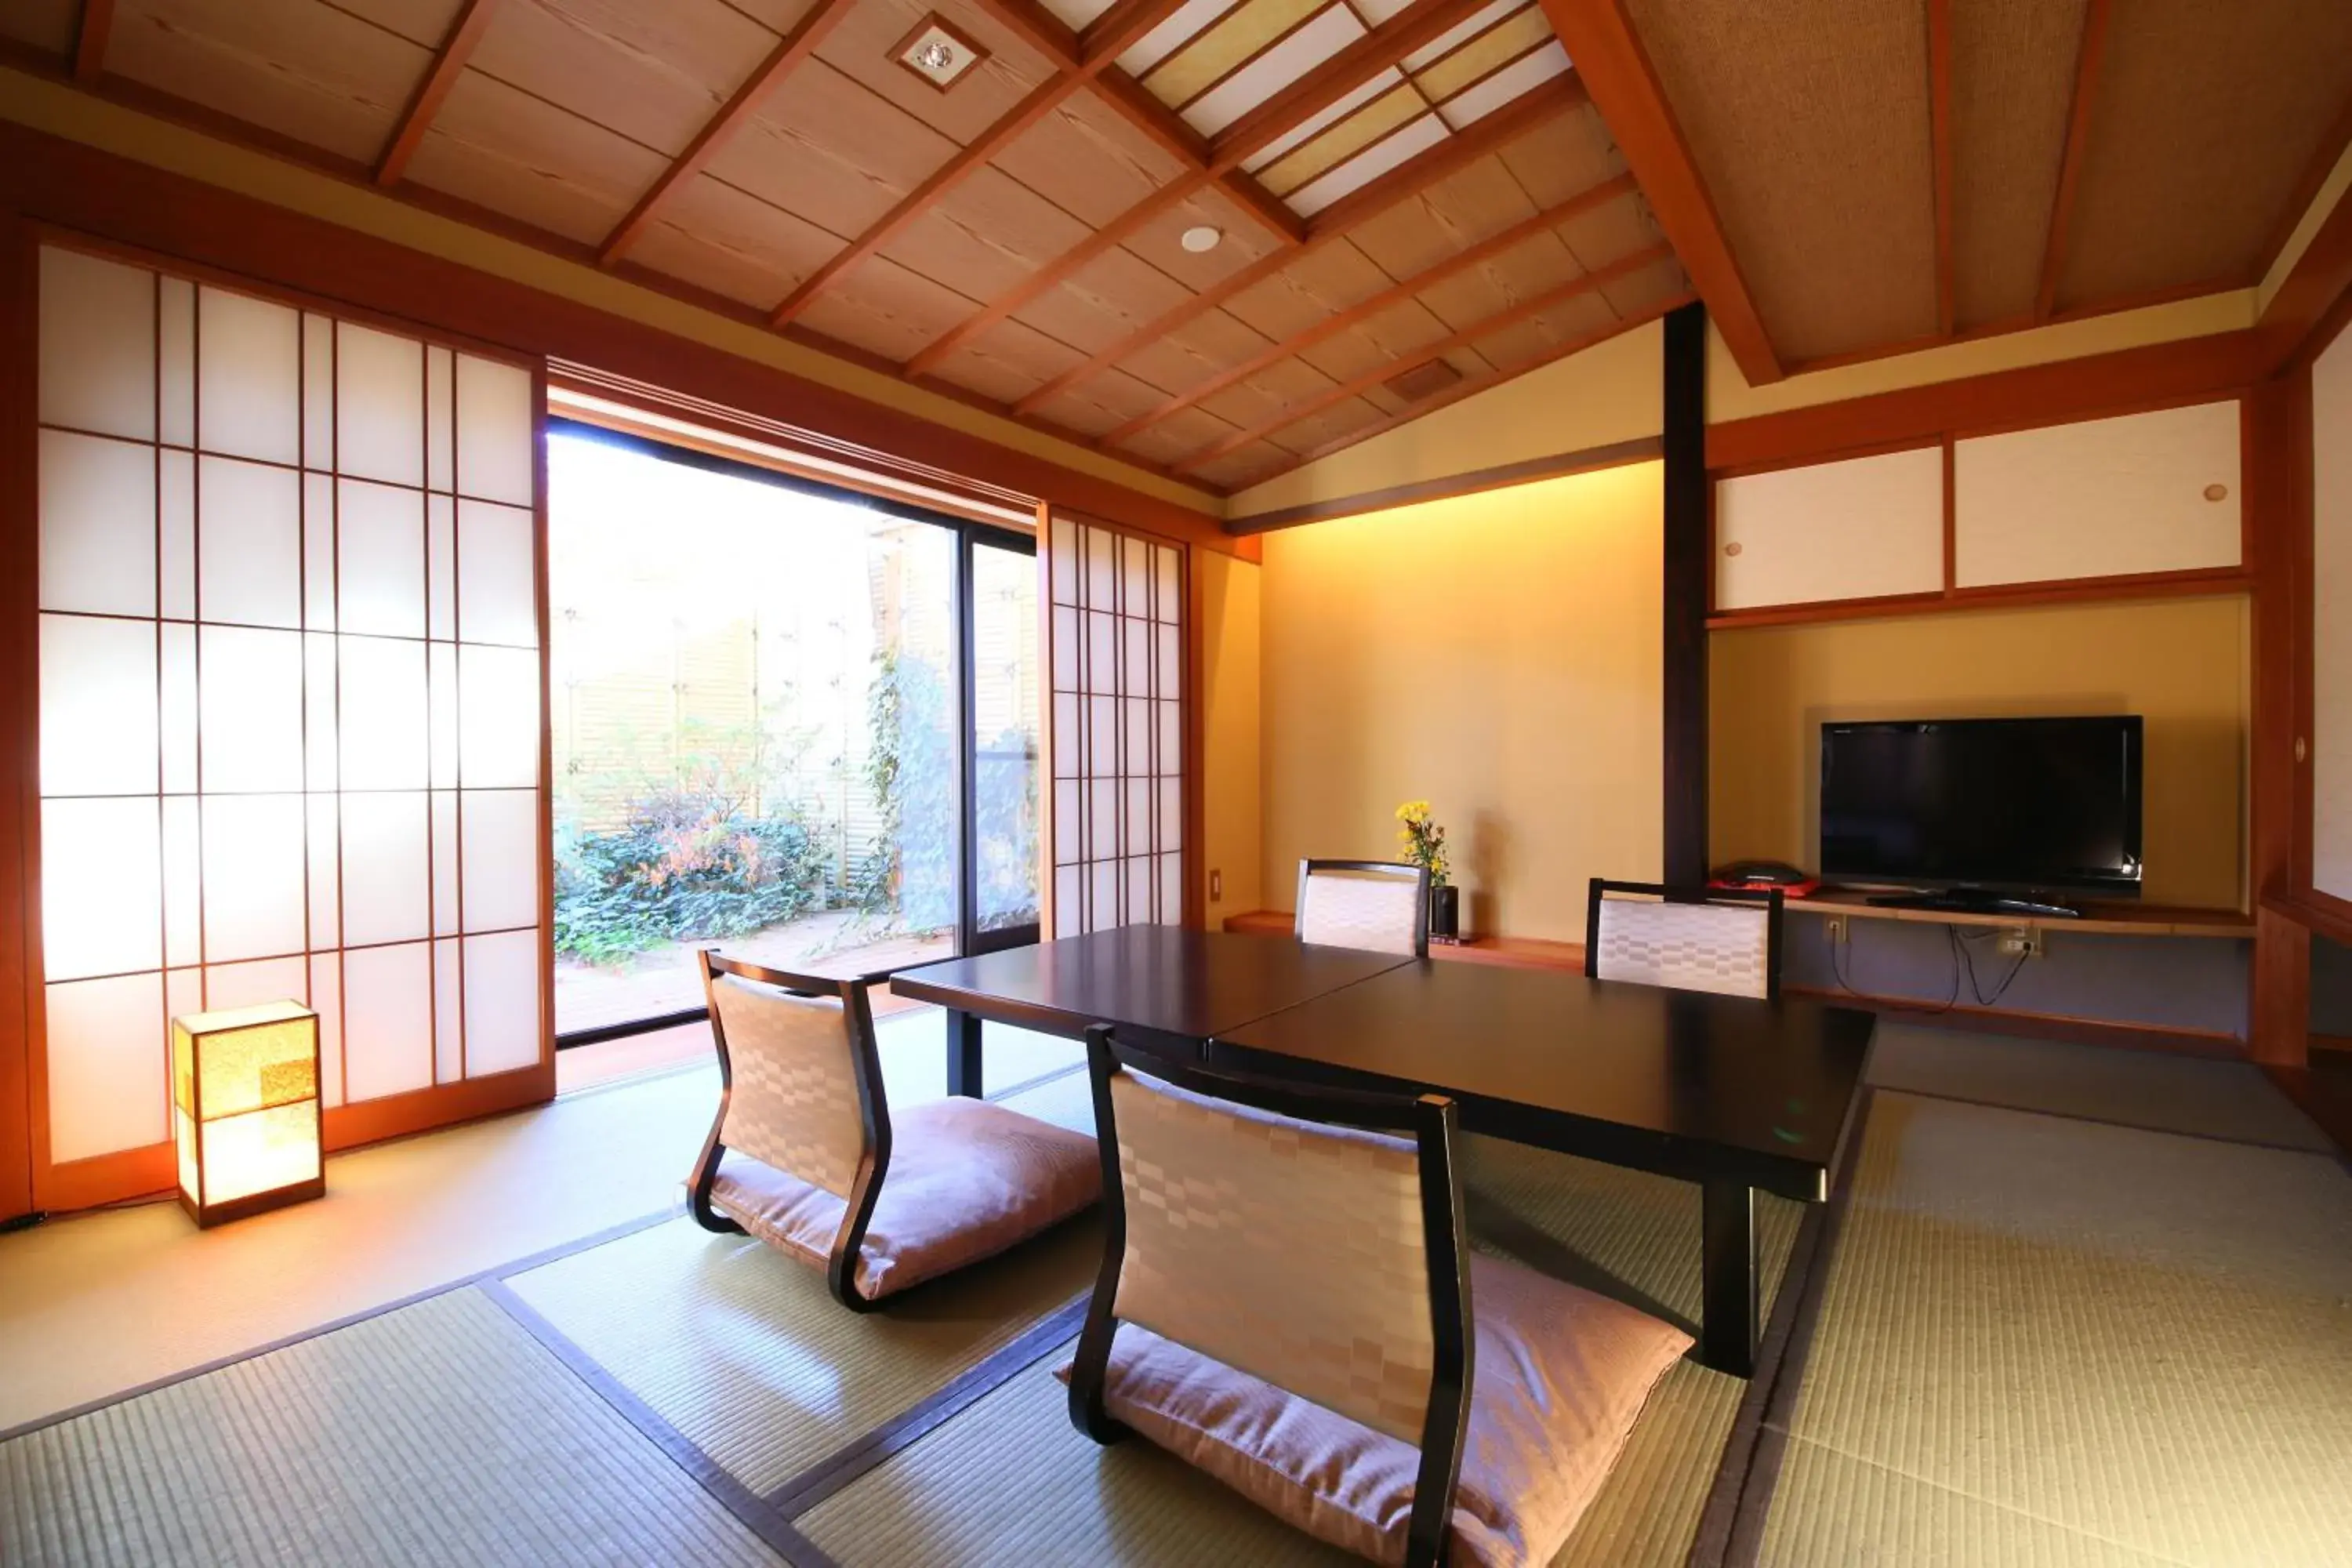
[
  {"x1": 2247, "y1": 374, "x2": 2312, "y2": 1065},
  {"x1": 1662, "y1": 301, "x2": 1710, "y2": 886}
]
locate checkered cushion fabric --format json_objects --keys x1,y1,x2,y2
[
  {"x1": 1107, "y1": 1066, "x2": 1435, "y2": 1443},
  {"x1": 710, "y1": 972, "x2": 869, "y2": 1199},
  {"x1": 1592, "y1": 897, "x2": 1770, "y2": 999},
  {"x1": 1298, "y1": 868, "x2": 1422, "y2": 956}
]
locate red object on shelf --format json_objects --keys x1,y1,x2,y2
[{"x1": 1709, "y1": 876, "x2": 1820, "y2": 899}]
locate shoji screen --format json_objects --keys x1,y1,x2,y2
[
  {"x1": 2314, "y1": 322, "x2": 2352, "y2": 902},
  {"x1": 34, "y1": 245, "x2": 545, "y2": 1186},
  {"x1": 1046, "y1": 514, "x2": 1185, "y2": 934}
]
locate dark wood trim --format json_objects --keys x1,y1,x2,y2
[
  {"x1": 1109, "y1": 173, "x2": 1636, "y2": 447},
  {"x1": 2263, "y1": 1063, "x2": 2352, "y2": 1163},
  {"x1": 320, "y1": 1061, "x2": 557, "y2": 1150},
  {"x1": 1663, "y1": 299, "x2": 1708, "y2": 884},
  {"x1": 0, "y1": 118, "x2": 1228, "y2": 544},
  {"x1": 1178, "y1": 240, "x2": 1675, "y2": 468},
  {"x1": 374, "y1": 0, "x2": 501, "y2": 188},
  {"x1": 1704, "y1": 565, "x2": 2255, "y2": 631},
  {"x1": 599, "y1": 0, "x2": 859, "y2": 267},
  {"x1": 1223, "y1": 908, "x2": 1586, "y2": 971},
  {"x1": 1182, "y1": 544, "x2": 1208, "y2": 931},
  {"x1": 2247, "y1": 373, "x2": 2306, "y2": 1069},
  {"x1": 1926, "y1": 0, "x2": 1955, "y2": 337},
  {"x1": 1226, "y1": 434, "x2": 1662, "y2": 534},
  {"x1": 1011, "y1": 74, "x2": 1586, "y2": 416},
  {"x1": 1704, "y1": 329, "x2": 2262, "y2": 473},
  {"x1": 2034, "y1": 0, "x2": 2111, "y2": 321},
  {"x1": 1535, "y1": 0, "x2": 1780, "y2": 386},
  {"x1": 0, "y1": 212, "x2": 32, "y2": 1223},
  {"x1": 905, "y1": 0, "x2": 1498, "y2": 379},
  {"x1": 1242, "y1": 294, "x2": 1688, "y2": 486},
  {"x1": 1784, "y1": 985, "x2": 2247, "y2": 1060},
  {"x1": 72, "y1": 0, "x2": 111, "y2": 83}
]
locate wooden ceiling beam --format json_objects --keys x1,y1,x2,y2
[
  {"x1": 1178, "y1": 238, "x2": 1675, "y2": 469},
  {"x1": 1235, "y1": 292, "x2": 1687, "y2": 487},
  {"x1": 768, "y1": 0, "x2": 1200, "y2": 328},
  {"x1": 1928, "y1": 0, "x2": 1955, "y2": 336},
  {"x1": 1105, "y1": 170, "x2": 1635, "y2": 445},
  {"x1": 2034, "y1": 0, "x2": 2112, "y2": 321},
  {"x1": 902, "y1": 0, "x2": 1503, "y2": 379},
  {"x1": 73, "y1": 0, "x2": 112, "y2": 83},
  {"x1": 375, "y1": 0, "x2": 501, "y2": 188},
  {"x1": 1090, "y1": 71, "x2": 1307, "y2": 245},
  {"x1": 598, "y1": 0, "x2": 859, "y2": 266},
  {"x1": 1013, "y1": 71, "x2": 1587, "y2": 416},
  {"x1": 1535, "y1": 0, "x2": 1780, "y2": 384},
  {"x1": 968, "y1": 0, "x2": 1082, "y2": 71}
]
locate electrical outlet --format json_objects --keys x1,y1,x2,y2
[
  {"x1": 1825, "y1": 915, "x2": 1848, "y2": 946},
  {"x1": 1996, "y1": 926, "x2": 2043, "y2": 959},
  {"x1": 1209, "y1": 868, "x2": 1222, "y2": 902}
]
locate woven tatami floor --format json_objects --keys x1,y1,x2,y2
[{"x1": 2, "y1": 1025, "x2": 2347, "y2": 1566}]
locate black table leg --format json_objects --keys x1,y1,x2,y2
[
  {"x1": 1700, "y1": 1178, "x2": 1758, "y2": 1377},
  {"x1": 946, "y1": 1007, "x2": 983, "y2": 1098}
]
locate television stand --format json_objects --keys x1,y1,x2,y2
[{"x1": 1865, "y1": 891, "x2": 2085, "y2": 920}]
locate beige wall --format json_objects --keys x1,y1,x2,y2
[
  {"x1": 1259, "y1": 463, "x2": 1664, "y2": 942},
  {"x1": 1710, "y1": 596, "x2": 2251, "y2": 910},
  {"x1": 1197, "y1": 550, "x2": 1265, "y2": 926}
]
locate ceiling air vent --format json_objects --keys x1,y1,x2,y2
[
  {"x1": 1384, "y1": 359, "x2": 1463, "y2": 401},
  {"x1": 895, "y1": 14, "x2": 988, "y2": 91}
]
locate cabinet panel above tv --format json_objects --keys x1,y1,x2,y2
[{"x1": 1954, "y1": 401, "x2": 2242, "y2": 589}]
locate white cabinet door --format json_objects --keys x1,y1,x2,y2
[
  {"x1": 1714, "y1": 445, "x2": 1945, "y2": 611},
  {"x1": 1953, "y1": 401, "x2": 2241, "y2": 588},
  {"x1": 2314, "y1": 332, "x2": 2352, "y2": 902}
]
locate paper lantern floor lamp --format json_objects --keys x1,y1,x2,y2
[{"x1": 172, "y1": 1000, "x2": 325, "y2": 1227}]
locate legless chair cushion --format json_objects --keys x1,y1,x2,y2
[
  {"x1": 712, "y1": 1097, "x2": 1098, "y2": 1299},
  {"x1": 1058, "y1": 1252, "x2": 1690, "y2": 1566},
  {"x1": 1298, "y1": 869, "x2": 1423, "y2": 956},
  {"x1": 1592, "y1": 896, "x2": 1773, "y2": 999}
]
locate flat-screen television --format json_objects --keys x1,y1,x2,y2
[{"x1": 1818, "y1": 716, "x2": 2143, "y2": 906}]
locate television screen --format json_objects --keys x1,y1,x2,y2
[{"x1": 1818, "y1": 717, "x2": 2143, "y2": 901}]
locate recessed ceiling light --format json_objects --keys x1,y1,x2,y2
[
  {"x1": 893, "y1": 14, "x2": 987, "y2": 91},
  {"x1": 1180, "y1": 225, "x2": 1223, "y2": 254}
]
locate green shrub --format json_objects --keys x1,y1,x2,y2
[{"x1": 554, "y1": 788, "x2": 833, "y2": 964}]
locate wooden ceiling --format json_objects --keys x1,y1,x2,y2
[
  {"x1": 3, "y1": 0, "x2": 1690, "y2": 495},
  {"x1": 1548, "y1": 0, "x2": 2352, "y2": 376}
]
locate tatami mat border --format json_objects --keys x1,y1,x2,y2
[
  {"x1": 1871, "y1": 1080, "x2": 2343, "y2": 1156},
  {"x1": 481, "y1": 1276, "x2": 839, "y2": 1566}
]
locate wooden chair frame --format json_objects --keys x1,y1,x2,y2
[
  {"x1": 1583, "y1": 878, "x2": 1788, "y2": 1000},
  {"x1": 1067, "y1": 1025, "x2": 1472, "y2": 1568},
  {"x1": 687, "y1": 949, "x2": 895, "y2": 1313},
  {"x1": 1295, "y1": 857, "x2": 1433, "y2": 958}
]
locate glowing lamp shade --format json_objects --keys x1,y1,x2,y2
[{"x1": 171, "y1": 1000, "x2": 325, "y2": 1226}]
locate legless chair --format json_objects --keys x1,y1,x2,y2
[
  {"x1": 1066, "y1": 1026, "x2": 1693, "y2": 1567},
  {"x1": 1296, "y1": 858, "x2": 1430, "y2": 956},
  {"x1": 1584, "y1": 879, "x2": 1785, "y2": 1000},
  {"x1": 688, "y1": 951, "x2": 1099, "y2": 1312}
]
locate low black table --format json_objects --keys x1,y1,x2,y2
[
  {"x1": 887, "y1": 924, "x2": 1412, "y2": 1091},
  {"x1": 890, "y1": 929, "x2": 1874, "y2": 1377},
  {"x1": 1210, "y1": 960, "x2": 1875, "y2": 1375}
]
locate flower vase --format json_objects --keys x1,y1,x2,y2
[{"x1": 1428, "y1": 884, "x2": 1461, "y2": 943}]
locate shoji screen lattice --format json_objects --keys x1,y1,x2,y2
[
  {"x1": 1047, "y1": 516, "x2": 1184, "y2": 934},
  {"x1": 35, "y1": 245, "x2": 545, "y2": 1174}
]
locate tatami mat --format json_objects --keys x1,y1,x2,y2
[
  {"x1": 996, "y1": 1063, "x2": 1098, "y2": 1136},
  {"x1": 1864, "y1": 1022, "x2": 2332, "y2": 1151},
  {"x1": 1463, "y1": 1138, "x2": 1806, "y2": 1568},
  {"x1": 796, "y1": 1339, "x2": 1356, "y2": 1566},
  {"x1": 504, "y1": 1212, "x2": 1099, "y2": 1497},
  {"x1": 0, "y1": 1290, "x2": 786, "y2": 1567},
  {"x1": 1760, "y1": 1091, "x2": 2352, "y2": 1568}
]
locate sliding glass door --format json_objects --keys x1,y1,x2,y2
[{"x1": 547, "y1": 425, "x2": 1038, "y2": 1039}]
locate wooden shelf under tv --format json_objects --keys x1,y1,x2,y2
[{"x1": 1784, "y1": 892, "x2": 2252, "y2": 940}]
